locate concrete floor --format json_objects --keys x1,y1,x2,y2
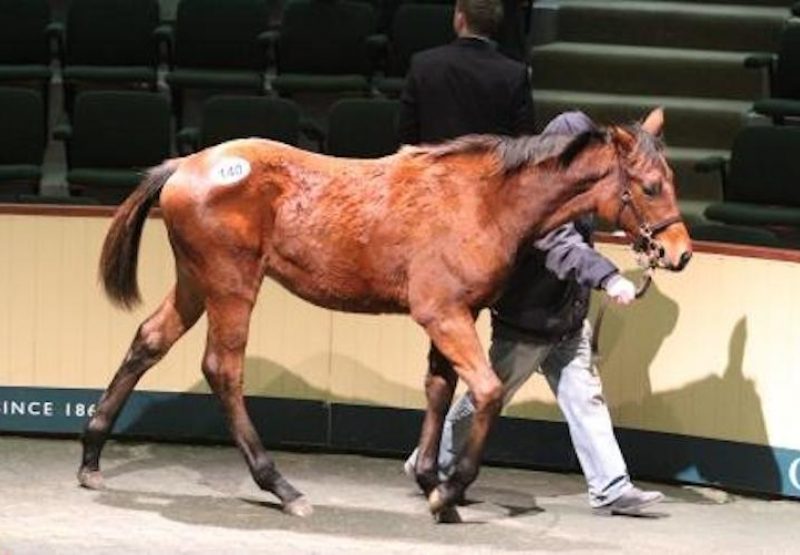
[{"x1": 1, "y1": 437, "x2": 799, "y2": 554}]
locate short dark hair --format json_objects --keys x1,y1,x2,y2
[{"x1": 456, "y1": 0, "x2": 503, "y2": 37}]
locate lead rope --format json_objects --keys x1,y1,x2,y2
[{"x1": 590, "y1": 265, "x2": 654, "y2": 357}]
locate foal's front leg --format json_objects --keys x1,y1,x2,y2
[
  {"x1": 415, "y1": 306, "x2": 503, "y2": 520},
  {"x1": 203, "y1": 294, "x2": 311, "y2": 517}
]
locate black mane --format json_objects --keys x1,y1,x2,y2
[
  {"x1": 414, "y1": 130, "x2": 608, "y2": 174},
  {"x1": 406, "y1": 121, "x2": 665, "y2": 176}
]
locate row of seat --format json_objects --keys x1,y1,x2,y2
[
  {"x1": 0, "y1": 0, "x2": 455, "y2": 124},
  {"x1": 177, "y1": 94, "x2": 401, "y2": 158},
  {"x1": 685, "y1": 14, "x2": 800, "y2": 246},
  {"x1": 271, "y1": 0, "x2": 455, "y2": 97},
  {"x1": 0, "y1": 88, "x2": 401, "y2": 205},
  {"x1": 695, "y1": 124, "x2": 800, "y2": 234},
  {"x1": 745, "y1": 18, "x2": 800, "y2": 123},
  {"x1": 3, "y1": 85, "x2": 798, "y2": 249},
  {"x1": 657, "y1": 11, "x2": 800, "y2": 246}
]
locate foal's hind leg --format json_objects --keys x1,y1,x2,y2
[
  {"x1": 414, "y1": 346, "x2": 458, "y2": 494},
  {"x1": 415, "y1": 345, "x2": 460, "y2": 523},
  {"x1": 78, "y1": 277, "x2": 204, "y2": 489},
  {"x1": 202, "y1": 294, "x2": 311, "y2": 517}
]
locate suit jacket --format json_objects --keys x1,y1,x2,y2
[{"x1": 397, "y1": 37, "x2": 535, "y2": 145}]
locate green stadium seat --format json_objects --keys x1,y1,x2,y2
[
  {"x1": 0, "y1": 0, "x2": 57, "y2": 113},
  {"x1": 372, "y1": 0, "x2": 400, "y2": 32},
  {"x1": 375, "y1": 3, "x2": 454, "y2": 96},
  {"x1": 13, "y1": 193, "x2": 102, "y2": 205},
  {"x1": 177, "y1": 95, "x2": 301, "y2": 153},
  {"x1": 60, "y1": 0, "x2": 161, "y2": 111},
  {"x1": 745, "y1": 20, "x2": 800, "y2": 123},
  {"x1": 163, "y1": 0, "x2": 272, "y2": 126},
  {"x1": 689, "y1": 223, "x2": 783, "y2": 248},
  {"x1": 0, "y1": 87, "x2": 46, "y2": 195},
  {"x1": 270, "y1": 0, "x2": 377, "y2": 96},
  {"x1": 697, "y1": 125, "x2": 800, "y2": 227},
  {"x1": 326, "y1": 98, "x2": 400, "y2": 157},
  {"x1": 55, "y1": 91, "x2": 171, "y2": 205}
]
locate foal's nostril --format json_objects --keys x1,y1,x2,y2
[{"x1": 674, "y1": 250, "x2": 692, "y2": 271}]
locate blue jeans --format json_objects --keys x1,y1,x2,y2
[{"x1": 411, "y1": 320, "x2": 632, "y2": 507}]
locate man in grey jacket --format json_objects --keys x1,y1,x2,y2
[{"x1": 406, "y1": 112, "x2": 664, "y2": 516}]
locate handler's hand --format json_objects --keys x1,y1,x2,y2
[{"x1": 604, "y1": 274, "x2": 636, "y2": 305}]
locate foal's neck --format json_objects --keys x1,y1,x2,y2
[{"x1": 494, "y1": 145, "x2": 614, "y2": 249}]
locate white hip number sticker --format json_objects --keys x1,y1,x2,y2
[{"x1": 210, "y1": 157, "x2": 251, "y2": 185}]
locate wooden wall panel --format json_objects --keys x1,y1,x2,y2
[
  {"x1": 6, "y1": 216, "x2": 37, "y2": 386},
  {"x1": 1, "y1": 212, "x2": 799, "y2": 452},
  {"x1": 588, "y1": 244, "x2": 800, "y2": 449},
  {"x1": 0, "y1": 216, "x2": 12, "y2": 386},
  {"x1": 243, "y1": 280, "x2": 333, "y2": 401}
]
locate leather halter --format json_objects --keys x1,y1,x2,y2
[{"x1": 614, "y1": 173, "x2": 683, "y2": 270}]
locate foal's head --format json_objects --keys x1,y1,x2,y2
[{"x1": 591, "y1": 109, "x2": 692, "y2": 271}]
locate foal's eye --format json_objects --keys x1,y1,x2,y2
[{"x1": 642, "y1": 181, "x2": 662, "y2": 197}]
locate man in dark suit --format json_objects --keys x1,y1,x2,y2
[
  {"x1": 397, "y1": 0, "x2": 534, "y2": 145},
  {"x1": 398, "y1": 0, "x2": 664, "y2": 516}
]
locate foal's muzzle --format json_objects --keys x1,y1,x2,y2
[
  {"x1": 672, "y1": 250, "x2": 692, "y2": 271},
  {"x1": 628, "y1": 208, "x2": 692, "y2": 272}
]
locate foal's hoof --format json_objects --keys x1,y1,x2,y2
[
  {"x1": 77, "y1": 469, "x2": 105, "y2": 490},
  {"x1": 283, "y1": 496, "x2": 314, "y2": 518},
  {"x1": 434, "y1": 506, "x2": 463, "y2": 524},
  {"x1": 429, "y1": 488, "x2": 462, "y2": 523},
  {"x1": 428, "y1": 487, "x2": 447, "y2": 514}
]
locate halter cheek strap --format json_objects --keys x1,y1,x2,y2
[{"x1": 614, "y1": 188, "x2": 682, "y2": 269}]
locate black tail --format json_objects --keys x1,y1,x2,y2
[{"x1": 99, "y1": 160, "x2": 179, "y2": 309}]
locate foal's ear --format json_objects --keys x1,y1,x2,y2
[
  {"x1": 610, "y1": 126, "x2": 636, "y2": 152},
  {"x1": 641, "y1": 107, "x2": 665, "y2": 136}
]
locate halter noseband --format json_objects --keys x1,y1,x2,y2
[{"x1": 614, "y1": 177, "x2": 682, "y2": 271}]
